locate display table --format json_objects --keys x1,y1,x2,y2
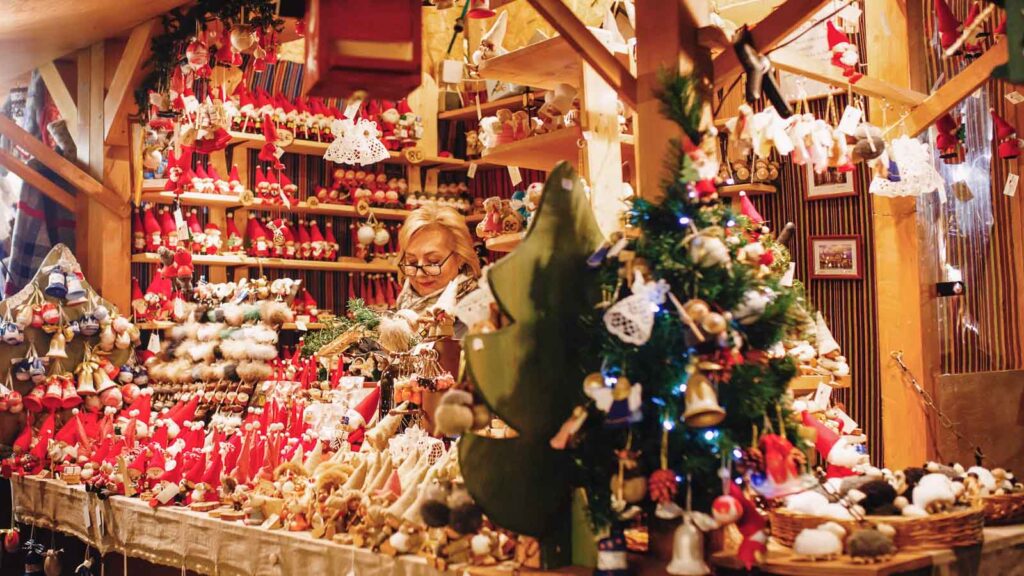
[
  {"x1": 9, "y1": 476, "x2": 465, "y2": 576},
  {"x1": 712, "y1": 525, "x2": 1024, "y2": 576}
]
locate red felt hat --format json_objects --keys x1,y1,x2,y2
[
  {"x1": 825, "y1": 20, "x2": 851, "y2": 50},
  {"x1": 296, "y1": 219, "x2": 311, "y2": 246},
  {"x1": 228, "y1": 165, "x2": 242, "y2": 186},
  {"x1": 226, "y1": 217, "x2": 243, "y2": 246},
  {"x1": 738, "y1": 191, "x2": 765, "y2": 224},
  {"x1": 201, "y1": 448, "x2": 223, "y2": 487},
  {"x1": 151, "y1": 420, "x2": 169, "y2": 448},
  {"x1": 309, "y1": 220, "x2": 324, "y2": 244},
  {"x1": 934, "y1": 0, "x2": 962, "y2": 49},
  {"x1": 143, "y1": 207, "x2": 161, "y2": 236},
  {"x1": 145, "y1": 274, "x2": 173, "y2": 299},
  {"x1": 183, "y1": 450, "x2": 207, "y2": 485},
  {"x1": 279, "y1": 171, "x2": 296, "y2": 193},
  {"x1": 254, "y1": 165, "x2": 267, "y2": 188},
  {"x1": 187, "y1": 209, "x2": 203, "y2": 236},
  {"x1": 29, "y1": 411, "x2": 57, "y2": 461},
  {"x1": 159, "y1": 209, "x2": 177, "y2": 237},
  {"x1": 266, "y1": 169, "x2": 279, "y2": 188},
  {"x1": 131, "y1": 277, "x2": 145, "y2": 303},
  {"x1": 170, "y1": 395, "x2": 201, "y2": 431},
  {"x1": 262, "y1": 114, "x2": 278, "y2": 143},
  {"x1": 147, "y1": 449, "x2": 167, "y2": 477},
  {"x1": 207, "y1": 164, "x2": 223, "y2": 184},
  {"x1": 128, "y1": 450, "x2": 148, "y2": 476},
  {"x1": 991, "y1": 108, "x2": 1016, "y2": 139},
  {"x1": 133, "y1": 209, "x2": 145, "y2": 235},
  {"x1": 157, "y1": 453, "x2": 183, "y2": 483},
  {"x1": 397, "y1": 99, "x2": 413, "y2": 115}
]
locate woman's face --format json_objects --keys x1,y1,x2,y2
[{"x1": 403, "y1": 226, "x2": 462, "y2": 296}]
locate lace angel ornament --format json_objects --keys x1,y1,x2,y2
[
  {"x1": 603, "y1": 271, "x2": 671, "y2": 345},
  {"x1": 323, "y1": 117, "x2": 390, "y2": 166}
]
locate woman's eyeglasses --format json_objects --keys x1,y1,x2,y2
[{"x1": 400, "y1": 253, "x2": 453, "y2": 277}]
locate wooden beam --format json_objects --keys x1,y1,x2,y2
[
  {"x1": 901, "y1": 38, "x2": 1008, "y2": 137},
  {"x1": 771, "y1": 50, "x2": 928, "y2": 107},
  {"x1": 865, "y1": 0, "x2": 938, "y2": 470},
  {"x1": 104, "y1": 19, "x2": 156, "y2": 145},
  {"x1": 712, "y1": 0, "x2": 833, "y2": 85},
  {"x1": 0, "y1": 114, "x2": 129, "y2": 217},
  {"x1": 37, "y1": 61, "x2": 77, "y2": 129},
  {"x1": 525, "y1": 0, "x2": 638, "y2": 110},
  {"x1": 0, "y1": 148, "x2": 77, "y2": 212}
]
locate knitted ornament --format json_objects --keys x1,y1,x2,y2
[{"x1": 648, "y1": 469, "x2": 678, "y2": 504}]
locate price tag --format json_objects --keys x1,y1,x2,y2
[
  {"x1": 344, "y1": 101, "x2": 362, "y2": 120},
  {"x1": 833, "y1": 407, "x2": 860, "y2": 434},
  {"x1": 476, "y1": 98, "x2": 483, "y2": 121},
  {"x1": 83, "y1": 499, "x2": 92, "y2": 528},
  {"x1": 508, "y1": 166, "x2": 523, "y2": 186},
  {"x1": 294, "y1": 320, "x2": 308, "y2": 332},
  {"x1": 155, "y1": 482, "x2": 179, "y2": 505},
  {"x1": 1004, "y1": 173, "x2": 1019, "y2": 197},
  {"x1": 1006, "y1": 91, "x2": 1024, "y2": 105},
  {"x1": 837, "y1": 105, "x2": 863, "y2": 136},
  {"x1": 813, "y1": 382, "x2": 833, "y2": 411},
  {"x1": 147, "y1": 332, "x2": 161, "y2": 354},
  {"x1": 467, "y1": 162, "x2": 478, "y2": 179},
  {"x1": 173, "y1": 206, "x2": 189, "y2": 239}
]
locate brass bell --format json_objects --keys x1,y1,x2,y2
[
  {"x1": 77, "y1": 366, "x2": 97, "y2": 395},
  {"x1": 666, "y1": 515, "x2": 710, "y2": 575},
  {"x1": 46, "y1": 331, "x2": 68, "y2": 359},
  {"x1": 682, "y1": 372, "x2": 725, "y2": 428}
]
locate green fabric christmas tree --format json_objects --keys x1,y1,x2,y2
[{"x1": 460, "y1": 162, "x2": 606, "y2": 567}]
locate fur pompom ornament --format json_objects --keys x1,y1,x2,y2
[
  {"x1": 434, "y1": 390, "x2": 477, "y2": 436},
  {"x1": 237, "y1": 361, "x2": 272, "y2": 382},
  {"x1": 259, "y1": 300, "x2": 293, "y2": 327},
  {"x1": 378, "y1": 314, "x2": 417, "y2": 354},
  {"x1": 222, "y1": 303, "x2": 244, "y2": 327}
]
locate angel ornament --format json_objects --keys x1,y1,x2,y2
[{"x1": 603, "y1": 271, "x2": 670, "y2": 345}]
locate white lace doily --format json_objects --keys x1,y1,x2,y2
[
  {"x1": 870, "y1": 136, "x2": 944, "y2": 198},
  {"x1": 603, "y1": 272, "x2": 670, "y2": 345},
  {"x1": 323, "y1": 118, "x2": 390, "y2": 166}
]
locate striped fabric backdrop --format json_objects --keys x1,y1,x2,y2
[
  {"x1": 920, "y1": 0, "x2": 1024, "y2": 374},
  {"x1": 742, "y1": 95, "x2": 883, "y2": 463}
]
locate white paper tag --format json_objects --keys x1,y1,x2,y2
[
  {"x1": 147, "y1": 332, "x2": 161, "y2": 354},
  {"x1": 837, "y1": 105, "x2": 863, "y2": 136},
  {"x1": 0, "y1": 383, "x2": 9, "y2": 396},
  {"x1": 476, "y1": 98, "x2": 483, "y2": 121},
  {"x1": 294, "y1": 320, "x2": 308, "y2": 332},
  {"x1": 467, "y1": 162, "x2": 478, "y2": 178},
  {"x1": 508, "y1": 166, "x2": 522, "y2": 187},
  {"x1": 1006, "y1": 91, "x2": 1024, "y2": 105},
  {"x1": 833, "y1": 407, "x2": 860, "y2": 434},
  {"x1": 156, "y1": 482, "x2": 180, "y2": 504},
  {"x1": 83, "y1": 499, "x2": 92, "y2": 528},
  {"x1": 173, "y1": 207, "x2": 189, "y2": 238},
  {"x1": 1004, "y1": 173, "x2": 1019, "y2": 197},
  {"x1": 813, "y1": 382, "x2": 833, "y2": 410},
  {"x1": 343, "y1": 101, "x2": 362, "y2": 120}
]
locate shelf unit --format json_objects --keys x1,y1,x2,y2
[
  {"x1": 136, "y1": 321, "x2": 326, "y2": 331},
  {"x1": 226, "y1": 131, "x2": 467, "y2": 168},
  {"x1": 131, "y1": 252, "x2": 397, "y2": 273},
  {"x1": 477, "y1": 35, "x2": 630, "y2": 91},
  {"x1": 484, "y1": 232, "x2": 524, "y2": 253},
  {"x1": 437, "y1": 93, "x2": 542, "y2": 121},
  {"x1": 141, "y1": 181, "x2": 485, "y2": 224},
  {"x1": 479, "y1": 127, "x2": 634, "y2": 172},
  {"x1": 717, "y1": 182, "x2": 778, "y2": 197}
]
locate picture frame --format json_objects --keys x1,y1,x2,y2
[
  {"x1": 808, "y1": 235, "x2": 863, "y2": 280},
  {"x1": 804, "y1": 165, "x2": 856, "y2": 200}
]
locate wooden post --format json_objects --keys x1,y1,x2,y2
[
  {"x1": 579, "y1": 63, "x2": 624, "y2": 238},
  {"x1": 865, "y1": 0, "x2": 939, "y2": 468},
  {"x1": 633, "y1": 1, "x2": 707, "y2": 202}
]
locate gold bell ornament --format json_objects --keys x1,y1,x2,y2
[
  {"x1": 98, "y1": 322, "x2": 115, "y2": 351},
  {"x1": 667, "y1": 478, "x2": 711, "y2": 576},
  {"x1": 682, "y1": 371, "x2": 725, "y2": 428},
  {"x1": 43, "y1": 548, "x2": 62, "y2": 576},
  {"x1": 45, "y1": 330, "x2": 68, "y2": 359},
  {"x1": 666, "y1": 514, "x2": 711, "y2": 576}
]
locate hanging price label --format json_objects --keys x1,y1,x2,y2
[
  {"x1": 813, "y1": 381, "x2": 833, "y2": 411},
  {"x1": 1006, "y1": 91, "x2": 1024, "y2": 105},
  {"x1": 837, "y1": 105, "x2": 864, "y2": 136},
  {"x1": 467, "y1": 162, "x2": 478, "y2": 178},
  {"x1": 1004, "y1": 173, "x2": 1019, "y2": 197},
  {"x1": 147, "y1": 332, "x2": 161, "y2": 354},
  {"x1": 508, "y1": 166, "x2": 523, "y2": 187}
]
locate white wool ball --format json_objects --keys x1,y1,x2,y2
[
  {"x1": 785, "y1": 491, "x2": 830, "y2": 515},
  {"x1": 471, "y1": 534, "x2": 493, "y2": 556},
  {"x1": 793, "y1": 526, "x2": 844, "y2": 558}
]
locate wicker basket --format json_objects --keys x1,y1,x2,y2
[
  {"x1": 982, "y1": 493, "x2": 1024, "y2": 525},
  {"x1": 770, "y1": 506, "x2": 985, "y2": 550}
]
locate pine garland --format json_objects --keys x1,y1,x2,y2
[
  {"x1": 572, "y1": 72, "x2": 805, "y2": 529},
  {"x1": 300, "y1": 298, "x2": 381, "y2": 356}
]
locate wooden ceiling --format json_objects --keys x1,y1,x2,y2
[{"x1": 0, "y1": 0, "x2": 191, "y2": 85}]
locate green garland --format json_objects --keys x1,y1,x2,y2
[
  {"x1": 300, "y1": 298, "x2": 382, "y2": 356},
  {"x1": 572, "y1": 72, "x2": 805, "y2": 530},
  {"x1": 134, "y1": 0, "x2": 284, "y2": 121}
]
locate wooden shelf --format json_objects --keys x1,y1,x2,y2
[
  {"x1": 227, "y1": 131, "x2": 465, "y2": 167},
  {"x1": 142, "y1": 179, "x2": 481, "y2": 223},
  {"x1": 789, "y1": 373, "x2": 852, "y2": 393},
  {"x1": 137, "y1": 321, "x2": 325, "y2": 331},
  {"x1": 131, "y1": 253, "x2": 396, "y2": 273},
  {"x1": 438, "y1": 93, "x2": 542, "y2": 121},
  {"x1": 477, "y1": 35, "x2": 629, "y2": 90},
  {"x1": 717, "y1": 182, "x2": 778, "y2": 197},
  {"x1": 484, "y1": 232, "x2": 524, "y2": 252},
  {"x1": 480, "y1": 127, "x2": 634, "y2": 172}
]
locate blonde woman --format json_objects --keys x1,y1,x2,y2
[{"x1": 395, "y1": 205, "x2": 481, "y2": 321}]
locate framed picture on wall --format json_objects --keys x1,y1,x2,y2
[
  {"x1": 804, "y1": 165, "x2": 856, "y2": 200},
  {"x1": 809, "y1": 235, "x2": 863, "y2": 280}
]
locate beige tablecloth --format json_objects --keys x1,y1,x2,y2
[{"x1": 11, "y1": 476, "x2": 451, "y2": 576}]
